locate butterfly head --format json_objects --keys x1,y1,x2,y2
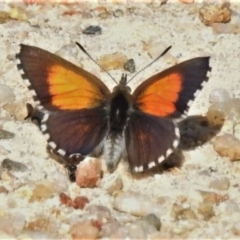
[{"x1": 112, "y1": 74, "x2": 131, "y2": 94}]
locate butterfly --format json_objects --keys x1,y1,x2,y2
[{"x1": 16, "y1": 43, "x2": 211, "y2": 173}]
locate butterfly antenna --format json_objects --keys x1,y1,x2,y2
[
  {"x1": 75, "y1": 42, "x2": 118, "y2": 84},
  {"x1": 127, "y1": 45, "x2": 172, "y2": 84}
]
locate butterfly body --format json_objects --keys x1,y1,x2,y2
[{"x1": 16, "y1": 44, "x2": 211, "y2": 173}]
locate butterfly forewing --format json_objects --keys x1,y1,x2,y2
[
  {"x1": 133, "y1": 57, "x2": 211, "y2": 118},
  {"x1": 16, "y1": 44, "x2": 110, "y2": 111},
  {"x1": 16, "y1": 44, "x2": 110, "y2": 159}
]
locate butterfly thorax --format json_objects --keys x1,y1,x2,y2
[{"x1": 104, "y1": 75, "x2": 132, "y2": 171}]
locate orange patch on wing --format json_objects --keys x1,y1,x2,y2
[
  {"x1": 47, "y1": 65, "x2": 104, "y2": 110},
  {"x1": 136, "y1": 73, "x2": 182, "y2": 117}
]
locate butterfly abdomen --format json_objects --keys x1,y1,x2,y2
[{"x1": 104, "y1": 87, "x2": 131, "y2": 171}]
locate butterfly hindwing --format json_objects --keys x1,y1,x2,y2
[
  {"x1": 125, "y1": 111, "x2": 180, "y2": 172},
  {"x1": 133, "y1": 57, "x2": 211, "y2": 118},
  {"x1": 42, "y1": 107, "x2": 108, "y2": 157},
  {"x1": 16, "y1": 44, "x2": 110, "y2": 111}
]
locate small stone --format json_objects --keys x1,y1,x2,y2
[
  {"x1": 30, "y1": 180, "x2": 53, "y2": 201},
  {"x1": 0, "y1": 11, "x2": 9, "y2": 24},
  {"x1": 212, "y1": 22, "x2": 237, "y2": 34},
  {"x1": 3, "y1": 102, "x2": 28, "y2": 120},
  {"x1": 0, "y1": 129, "x2": 15, "y2": 140},
  {"x1": 171, "y1": 220, "x2": 199, "y2": 235},
  {"x1": 75, "y1": 158, "x2": 102, "y2": 188},
  {"x1": 198, "y1": 200, "x2": 215, "y2": 220},
  {"x1": 98, "y1": 53, "x2": 128, "y2": 71},
  {"x1": 82, "y1": 25, "x2": 102, "y2": 35},
  {"x1": 25, "y1": 217, "x2": 51, "y2": 232},
  {"x1": 92, "y1": 6, "x2": 107, "y2": 17},
  {"x1": 207, "y1": 103, "x2": 226, "y2": 127},
  {"x1": 59, "y1": 193, "x2": 89, "y2": 209},
  {"x1": 209, "y1": 89, "x2": 231, "y2": 103},
  {"x1": 139, "y1": 214, "x2": 161, "y2": 231},
  {"x1": 101, "y1": 221, "x2": 122, "y2": 237},
  {"x1": 199, "y1": 190, "x2": 229, "y2": 205},
  {"x1": 8, "y1": 6, "x2": 28, "y2": 21},
  {"x1": 1, "y1": 159, "x2": 27, "y2": 172},
  {"x1": 179, "y1": 0, "x2": 194, "y2": 3},
  {"x1": 213, "y1": 133, "x2": 240, "y2": 161},
  {"x1": 51, "y1": 171, "x2": 69, "y2": 193},
  {"x1": 0, "y1": 186, "x2": 8, "y2": 193},
  {"x1": 143, "y1": 39, "x2": 169, "y2": 59},
  {"x1": 1, "y1": 170, "x2": 15, "y2": 181},
  {"x1": 59, "y1": 192, "x2": 73, "y2": 207},
  {"x1": 70, "y1": 221, "x2": 100, "y2": 239},
  {"x1": 225, "y1": 200, "x2": 240, "y2": 214},
  {"x1": 73, "y1": 196, "x2": 89, "y2": 209},
  {"x1": 209, "y1": 177, "x2": 230, "y2": 191},
  {"x1": 86, "y1": 205, "x2": 112, "y2": 222},
  {"x1": 199, "y1": 2, "x2": 231, "y2": 26},
  {"x1": 113, "y1": 9, "x2": 124, "y2": 17},
  {"x1": 113, "y1": 191, "x2": 164, "y2": 217},
  {"x1": 0, "y1": 84, "x2": 15, "y2": 106},
  {"x1": 99, "y1": 173, "x2": 123, "y2": 194},
  {"x1": 171, "y1": 203, "x2": 197, "y2": 221},
  {"x1": 123, "y1": 59, "x2": 136, "y2": 73}
]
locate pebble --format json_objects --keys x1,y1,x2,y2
[
  {"x1": 0, "y1": 84, "x2": 15, "y2": 106},
  {"x1": 3, "y1": 102, "x2": 28, "y2": 120},
  {"x1": 213, "y1": 133, "x2": 240, "y2": 161},
  {"x1": 139, "y1": 214, "x2": 161, "y2": 231},
  {"x1": 199, "y1": 190, "x2": 229, "y2": 205},
  {"x1": 30, "y1": 180, "x2": 54, "y2": 201},
  {"x1": 123, "y1": 59, "x2": 136, "y2": 73},
  {"x1": 212, "y1": 22, "x2": 238, "y2": 34},
  {"x1": 197, "y1": 200, "x2": 215, "y2": 220},
  {"x1": 76, "y1": 158, "x2": 102, "y2": 188},
  {"x1": 143, "y1": 39, "x2": 168, "y2": 59},
  {"x1": 209, "y1": 177, "x2": 230, "y2": 191},
  {"x1": 0, "y1": 11, "x2": 9, "y2": 24},
  {"x1": 209, "y1": 89, "x2": 231, "y2": 103},
  {"x1": 25, "y1": 217, "x2": 54, "y2": 232},
  {"x1": 0, "y1": 129, "x2": 15, "y2": 140},
  {"x1": 179, "y1": 0, "x2": 194, "y2": 3},
  {"x1": 0, "y1": 186, "x2": 8, "y2": 193},
  {"x1": 98, "y1": 52, "x2": 128, "y2": 71},
  {"x1": 50, "y1": 171, "x2": 69, "y2": 193},
  {"x1": 8, "y1": 6, "x2": 28, "y2": 21},
  {"x1": 206, "y1": 103, "x2": 226, "y2": 127},
  {"x1": 1, "y1": 159, "x2": 27, "y2": 172},
  {"x1": 59, "y1": 193, "x2": 89, "y2": 209},
  {"x1": 86, "y1": 205, "x2": 112, "y2": 222},
  {"x1": 171, "y1": 203, "x2": 197, "y2": 221},
  {"x1": 224, "y1": 200, "x2": 240, "y2": 214},
  {"x1": 103, "y1": 220, "x2": 159, "y2": 239},
  {"x1": 99, "y1": 173, "x2": 123, "y2": 194},
  {"x1": 171, "y1": 220, "x2": 199, "y2": 235},
  {"x1": 113, "y1": 191, "x2": 164, "y2": 217},
  {"x1": 101, "y1": 221, "x2": 122, "y2": 237},
  {"x1": 82, "y1": 25, "x2": 102, "y2": 35},
  {"x1": 75, "y1": 158, "x2": 102, "y2": 188},
  {"x1": 70, "y1": 220, "x2": 100, "y2": 239},
  {"x1": 199, "y1": 2, "x2": 231, "y2": 26},
  {"x1": 113, "y1": 9, "x2": 124, "y2": 17},
  {"x1": 1, "y1": 170, "x2": 15, "y2": 181}
]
